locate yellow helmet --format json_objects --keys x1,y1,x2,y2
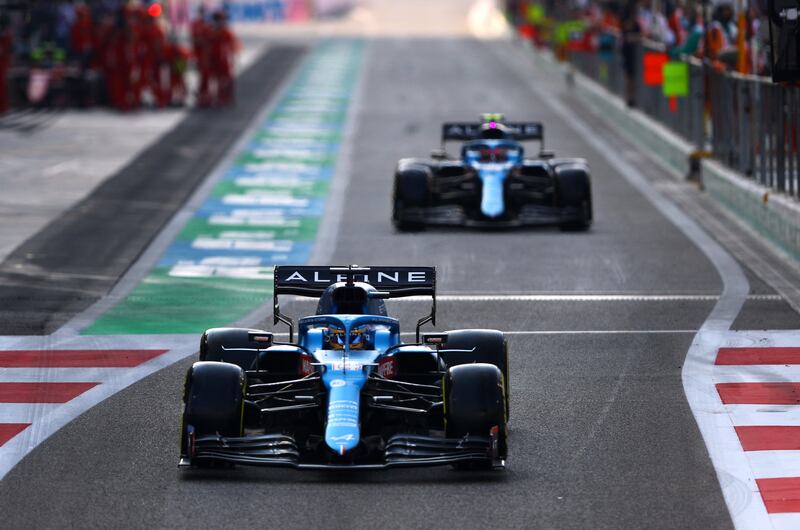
[{"x1": 329, "y1": 326, "x2": 367, "y2": 350}]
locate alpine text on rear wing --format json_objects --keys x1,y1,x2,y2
[
  {"x1": 441, "y1": 122, "x2": 544, "y2": 142},
  {"x1": 273, "y1": 265, "x2": 437, "y2": 341}
]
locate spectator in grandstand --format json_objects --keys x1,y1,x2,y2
[{"x1": 668, "y1": 3, "x2": 705, "y2": 59}]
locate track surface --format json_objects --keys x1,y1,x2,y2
[{"x1": 2, "y1": 8, "x2": 798, "y2": 528}]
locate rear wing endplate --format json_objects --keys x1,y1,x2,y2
[{"x1": 273, "y1": 265, "x2": 436, "y2": 341}]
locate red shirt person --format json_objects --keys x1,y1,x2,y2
[
  {"x1": 140, "y1": 12, "x2": 168, "y2": 107},
  {"x1": 191, "y1": 7, "x2": 212, "y2": 107},
  {"x1": 207, "y1": 11, "x2": 238, "y2": 106},
  {"x1": 0, "y1": 20, "x2": 11, "y2": 114},
  {"x1": 70, "y1": 5, "x2": 93, "y2": 64},
  {"x1": 103, "y1": 10, "x2": 137, "y2": 111},
  {"x1": 164, "y1": 39, "x2": 190, "y2": 106}
]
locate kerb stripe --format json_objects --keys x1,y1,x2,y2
[
  {"x1": 716, "y1": 348, "x2": 800, "y2": 366},
  {"x1": 717, "y1": 383, "x2": 800, "y2": 405},
  {"x1": 0, "y1": 423, "x2": 30, "y2": 446},
  {"x1": 757, "y1": 478, "x2": 800, "y2": 513},
  {"x1": 736, "y1": 426, "x2": 800, "y2": 451},
  {"x1": 0, "y1": 383, "x2": 98, "y2": 403},
  {"x1": 0, "y1": 349, "x2": 167, "y2": 368}
]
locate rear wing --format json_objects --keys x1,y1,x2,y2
[
  {"x1": 273, "y1": 265, "x2": 436, "y2": 341},
  {"x1": 441, "y1": 122, "x2": 545, "y2": 143}
]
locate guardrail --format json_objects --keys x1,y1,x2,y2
[{"x1": 566, "y1": 42, "x2": 800, "y2": 201}]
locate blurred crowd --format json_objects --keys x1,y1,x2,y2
[
  {"x1": 0, "y1": 1, "x2": 238, "y2": 114},
  {"x1": 508, "y1": 1, "x2": 771, "y2": 76}
]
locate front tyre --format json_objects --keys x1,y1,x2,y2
[
  {"x1": 181, "y1": 361, "x2": 245, "y2": 465},
  {"x1": 444, "y1": 363, "x2": 508, "y2": 469},
  {"x1": 555, "y1": 164, "x2": 592, "y2": 232},
  {"x1": 392, "y1": 166, "x2": 430, "y2": 232}
]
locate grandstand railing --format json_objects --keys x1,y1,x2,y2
[{"x1": 567, "y1": 41, "x2": 799, "y2": 201}]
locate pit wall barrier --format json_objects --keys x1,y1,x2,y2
[{"x1": 530, "y1": 47, "x2": 800, "y2": 263}]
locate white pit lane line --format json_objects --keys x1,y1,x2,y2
[{"x1": 486, "y1": 36, "x2": 773, "y2": 528}]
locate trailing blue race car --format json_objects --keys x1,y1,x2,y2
[
  {"x1": 179, "y1": 265, "x2": 509, "y2": 471},
  {"x1": 392, "y1": 113, "x2": 592, "y2": 231}
]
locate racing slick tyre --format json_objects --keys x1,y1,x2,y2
[
  {"x1": 555, "y1": 165, "x2": 592, "y2": 232},
  {"x1": 181, "y1": 361, "x2": 245, "y2": 466},
  {"x1": 440, "y1": 329, "x2": 510, "y2": 419},
  {"x1": 392, "y1": 165, "x2": 430, "y2": 232},
  {"x1": 444, "y1": 363, "x2": 508, "y2": 469},
  {"x1": 200, "y1": 327, "x2": 269, "y2": 370}
]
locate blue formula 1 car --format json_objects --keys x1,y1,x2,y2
[
  {"x1": 179, "y1": 265, "x2": 509, "y2": 471},
  {"x1": 392, "y1": 114, "x2": 592, "y2": 231}
]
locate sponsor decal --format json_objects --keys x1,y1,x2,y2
[
  {"x1": 221, "y1": 194, "x2": 311, "y2": 208},
  {"x1": 300, "y1": 354, "x2": 314, "y2": 376},
  {"x1": 330, "y1": 379, "x2": 346, "y2": 388},
  {"x1": 376, "y1": 357, "x2": 397, "y2": 379},
  {"x1": 191, "y1": 238, "x2": 294, "y2": 252},
  {"x1": 332, "y1": 360, "x2": 363, "y2": 371}
]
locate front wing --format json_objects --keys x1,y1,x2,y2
[
  {"x1": 179, "y1": 432, "x2": 505, "y2": 470},
  {"x1": 397, "y1": 203, "x2": 587, "y2": 228}
]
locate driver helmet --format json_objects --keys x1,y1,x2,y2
[
  {"x1": 479, "y1": 146, "x2": 510, "y2": 163},
  {"x1": 329, "y1": 325, "x2": 368, "y2": 350}
]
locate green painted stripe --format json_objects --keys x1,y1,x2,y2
[
  {"x1": 84, "y1": 40, "x2": 363, "y2": 336},
  {"x1": 210, "y1": 180, "x2": 330, "y2": 198},
  {"x1": 91, "y1": 269, "x2": 272, "y2": 335},
  {"x1": 176, "y1": 217, "x2": 321, "y2": 241}
]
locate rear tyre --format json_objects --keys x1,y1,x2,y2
[
  {"x1": 181, "y1": 361, "x2": 245, "y2": 466},
  {"x1": 555, "y1": 165, "x2": 592, "y2": 232},
  {"x1": 439, "y1": 329, "x2": 510, "y2": 419},
  {"x1": 200, "y1": 327, "x2": 269, "y2": 370},
  {"x1": 444, "y1": 363, "x2": 507, "y2": 469},
  {"x1": 392, "y1": 166, "x2": 430, "y2": 232}
]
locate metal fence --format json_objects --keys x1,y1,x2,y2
[
  {"x1": 567, "y1": 43, "x2": 800, "y2": 201},
  {"x1": 710, "y1": 71, "x2": 800, "y2": 198}
]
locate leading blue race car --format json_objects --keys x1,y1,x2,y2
[
  {"x1": 179, "y1": 265, "x2": 509, "y2": 471},
  {"x1": 392, "y1": 113, "x2": 592, "y2": 231}
]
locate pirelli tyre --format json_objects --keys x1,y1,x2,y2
[
  {"x1": 392, "y1": 165, "x2": 430, "y2": 232},
  {"x1": 444, "y1": 363, "x2": 508, "y2": 468},
  {"x1": 181, "y1": 361, "x2": 245, "y2": 465},
  {"x1": 200, "y1": 327, "x2": 269, "y2": 370},
  {"x1": 555, "y1": 164, "x2": 592, "y2": 232},
  {"x1": 439, "y1": 329, "x2": 510, "y2": 419}
]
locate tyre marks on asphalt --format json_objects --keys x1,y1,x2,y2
[{"x1": 709, "y1": 333, "x2": 800, "y2": 529}]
